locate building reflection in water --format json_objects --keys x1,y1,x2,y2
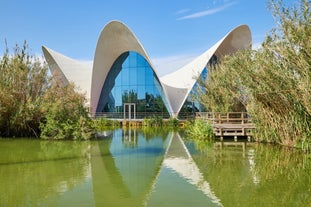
[
  {"x1": 91, "y1": 129, "x2": 222, "y2": 207},
  {"x1": 122, "y1": 128, "x2": 137, "y2": 147}
]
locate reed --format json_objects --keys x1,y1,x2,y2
[
  {"x1": 0, "y1": 42, "x2": 94, "y2": 139},
  {"x1": 197, "y1": 0, "x2": 311, "y2": 149}
]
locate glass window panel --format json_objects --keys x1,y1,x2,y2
[
  {"x1": 121, "y1": 87, "x2": 128, "y2": 103},
  {"x1": 99, "y1": 51, "x2": 169, "y2": 117},
  {"x1": 129, "y1": 67, "x2": 137, "y2": 85},
  {"x1": 137, "y1": 67, "x2": 145, "y2": 85},
  {"x1": 137, "y1": 54, "x2": 146, "y2": 67},
  {"x1": 111, "y1": 87, "x2": 116, "y2": 100},
  {"x1": 122, "y1": 57, "x2": 130, "y2": 68},
  {"x1": 121, "y1": 67, "x2": 130, "y2": 86},
  {"x1": 115, "y1": 72, "x2": 122, "y2": 87},
  {"x1": 145, "y1": 68, "x2": 154, "y2": 86},
  {"x1": 137, "y1": 86, "x2": 145, "y2": 100},
  {"x1": 145, "y1": 85, "x2": 154, "y2": 95},
  {"x1": 153, "y1": 85, "x2": 160, "y2": 97},
  {"x1": 129, "y1": 52, "x2": 137, "y2": 68},
  {"x1": 114, "y1": 86, "x2": 122, "y2": 105},
  {"x1": 137, "y1": 100, "x2": 146, "y2": 112},
  {"x1": 129, "y1": 88, "x2": 137, "y2": 103}
]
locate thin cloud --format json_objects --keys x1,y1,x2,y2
[
  {"x1": 177, "y1": 1, "x2": 236, "y2": 20},
  {"x1": 175, "y1": 9, "x2": 190, "y2": 15},
  {"x1": 152, "y1": 53, "x2": 197, "y2": 77}
]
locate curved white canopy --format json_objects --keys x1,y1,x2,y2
[
  {"x1": 42, "y1": 46, "x2": 93, "y2": 105},
  {"x1": 160, "y1": 25, "x2": 252, "y2": 117},
  {"x1": 90, "y1": 21, "x2": 172, "y2": 114},
  {"x1": 42, "y1": 21, "x2": 251, "y2": 117}
]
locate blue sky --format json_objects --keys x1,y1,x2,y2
[{"x1": 0, "y1": 0, "x2": 295, "y2": 76}]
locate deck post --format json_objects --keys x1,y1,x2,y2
[{"x1": 199, "y1": 112, "x2": 255, "y2": 141}]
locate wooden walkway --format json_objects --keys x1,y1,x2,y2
[{"x1": 196, "y1": 112, "x2": 256, "y2": 141}]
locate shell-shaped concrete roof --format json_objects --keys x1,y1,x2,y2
[
  {"x1": 42, "y1": 20, "x2": 252, "y2": 117},
  {"x1": 161, "y1": 25, "x2": 252, "y2": 116},
  {"x1": 42, "y1": 46, "x2": 93, "y2": 105},
  {"x1": 90, "y1": 21, "x2": 168, "y2": 114}
]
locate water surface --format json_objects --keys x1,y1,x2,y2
[{"x1": 0, "y1": 129, "x2": 310, "y2": 206}]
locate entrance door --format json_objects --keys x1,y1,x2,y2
[{"x1": 123, "y1": 103, "x2": 136, "y2": 120}]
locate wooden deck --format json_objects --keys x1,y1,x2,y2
[{"x1": 196, "y1": 112, "x2": 256, "y2": 141}]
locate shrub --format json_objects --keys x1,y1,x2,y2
[
  {"x1": 185, "y1": 119, "x2": 214, "y2": 141},
  {"x1": 0, "y1": 41, "x2": 48, "y2": 137},
  {"x1": 92, "y1": 118, "x2": 120, "y2": 131},
  {"x1": 40, "y1": 83, "x2": 94, "y2": 140}
]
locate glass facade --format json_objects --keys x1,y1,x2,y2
[
  {"x1": 97, "y1": 51, "x2": 170, "y2": 118},
  {"x1": 178, "y1": 54, "x2": 218, "y2": 118}
]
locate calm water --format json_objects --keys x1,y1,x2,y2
[{"x1": 0, "y1": 129, "x2": 311, "y2": 207}]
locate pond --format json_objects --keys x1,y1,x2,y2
[{"x1": 0, "y1": 129, "x2": 311, "y2": 207}]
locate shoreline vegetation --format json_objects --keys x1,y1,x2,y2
[
  {"x1": 196, "y1": 0, "x2": 311, "y2": 152},
  {"x1": 0, "y1": 42, "x2": 93, "y2": 140},
  {"x1": 0, "y1": 0, "x2": 310, "y2": 153}
]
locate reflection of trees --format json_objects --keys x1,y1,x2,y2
[
  {"x1": 146, "y1": 93, "x2": 166, "y2": 113},
  {"x1": 141, "y1": 127, "x2": 170, "y2": 141},
  {"x1": 122, "y1": 90, "x2": 138, "y2": 103},
  {"x1": 190, "y1": 143, "x2": 311, "y2": 207},
  {"x1": 0, "y1": 140, "x2": 90, "y2": 206},
  {"x1": 121, "y1": 91, "x2": 167, "y2": 113}
]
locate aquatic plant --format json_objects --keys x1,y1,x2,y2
[
  {"x1": 184, "y1": 119, "x2": 214, "y2": 141},
  {"x1": 92, "y1": 117, "x2": 121, "y2": 131},
  {"x1": 143, "y1": 116, "x2": 164, "y2": 127}
]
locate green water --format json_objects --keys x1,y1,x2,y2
[{"x1": 0, "y1": 129, "x2": 311, "y2": 207}]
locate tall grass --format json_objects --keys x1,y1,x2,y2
[
  {"x1": 0, "y1": 42, "x2": 94, "y2": 139},
  {"x1": 184, "y1": 119, "x2": 214, "y2": 142},
  {"x1": 197, "y1": 0, "x2": 311, "y2": 150}
]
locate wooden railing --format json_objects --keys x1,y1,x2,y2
[
  {"x1": 196, "y1": 112, "x2": 252, "y2": 124},
  {"x1": 89, "y1": 112, "x2": 171, "y2": 119},
  {"x1": 196, "y1": 112, "x2": 255, "y2": 140}
]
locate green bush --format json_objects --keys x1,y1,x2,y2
[
  {"x1": 143, "y1": 116, "x2": 163, "y2": 127},
  {"x1": 92, "y1": 118, "x2": 120, "y2": 131},
  {"x1": 39, "y1": 83, "x2": 94, "y2": 140},
  {"x1": 185, "y1": 119, "x2": 214, "y2": 141},
  {"x1": 166, "y1": 118, "x2": 179, "y2": 128},
  {"x1": 0, "y1": 41, "x2": 48, "y2": 137}
]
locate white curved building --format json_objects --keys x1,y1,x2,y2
[{"x1": 42, "y1": 20, "x2": 251, "y2": 118}]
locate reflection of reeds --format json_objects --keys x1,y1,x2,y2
[
  {"x1": 253, "y1": 144, "x2": 311, "y2": 180},
  {"x1": 191, "y1": 141, "x2": 311, "y2": 206},
  {"x1": 0, "y1": 140, "x2": 91, "y2": 206},
  {"x1": 197, "y1": 0, "x2": 311, "y2": 149}
]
